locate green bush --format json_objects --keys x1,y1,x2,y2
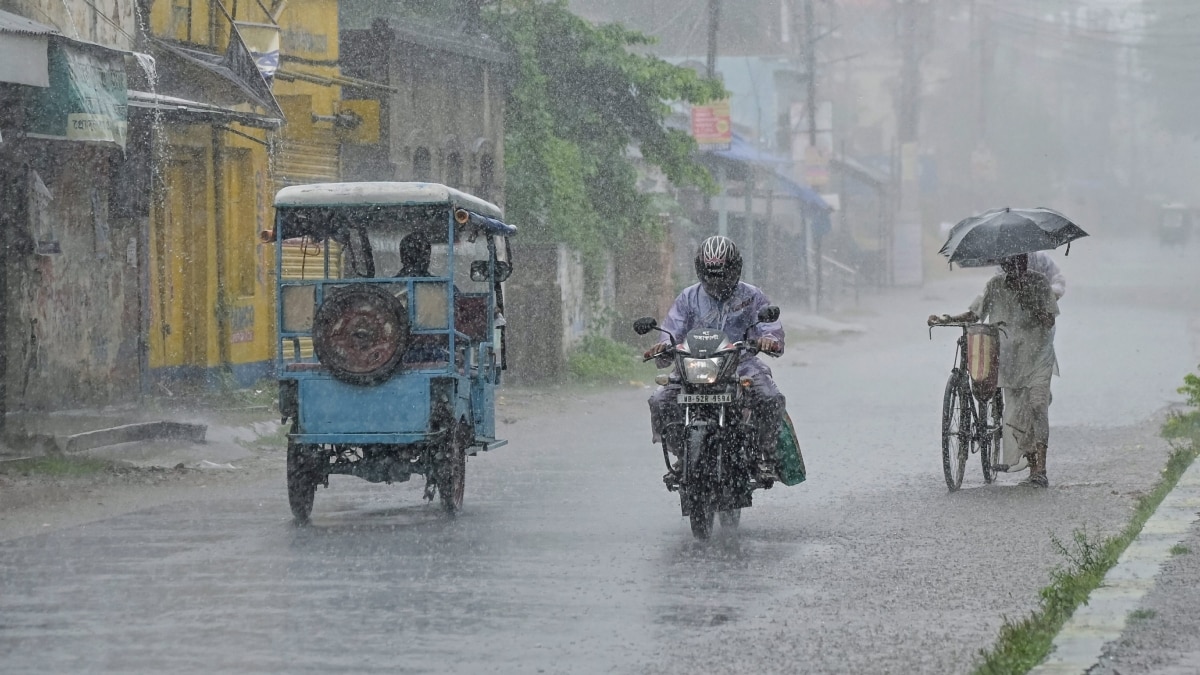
[
  {"x1": 1164, "y1": 365, "x2": 1200, "y2": 438},
  {"x1": 566, "y1": 334, "x2": 648, "y2": 384}
]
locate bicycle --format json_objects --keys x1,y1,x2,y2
[{"x1": 930, "y1": 321, "x2": 1006, "y2": 491}]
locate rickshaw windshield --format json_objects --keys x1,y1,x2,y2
[{"x1": 275, "y1": 204, "x2": 497, "y2": 293}]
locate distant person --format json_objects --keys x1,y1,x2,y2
[{"x1": 929, "y1": 253, "x2": 1060, "y2": 487}]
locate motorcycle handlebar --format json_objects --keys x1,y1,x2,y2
[{"x1": 643, "y1": 341, "x2": 780, "y2": 362}]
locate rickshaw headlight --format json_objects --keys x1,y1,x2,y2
[{"x1": 682, "y1": 357, "x2": 723, "y2": 384}]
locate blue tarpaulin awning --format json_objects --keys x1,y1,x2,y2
[
  {"x1": 775, "y1": 172, "x2": 832, "y2": 237},
  {"x1": 713, "y1": 132, "x2": 790, "y2": 166},
  {"x1": 710, "y1": 133, "x2": 833, "y2": 221}
]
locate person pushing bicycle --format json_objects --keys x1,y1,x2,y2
[{"x1": 928, "y1": 253, "x2": 1060, "y2": 487}]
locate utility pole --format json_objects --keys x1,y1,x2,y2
[
  {"x1": 804, "y1": 0, "x2": 817, "y2": 149},
  {"x1": 706, "y1": 0, "x2": 720, "y2": 79},
  {"x1": 897, "y1": 0, "x2": 920, "y2": 144},
  {"x1": 803, "y1": 0, "x2": 821, "y2": 312},
  {"x1": 707, "y1": 0, "x2": 728, "y2": 238},
  {"x1": 893, "y1": 0, "x2": 925, "y2": 286}
]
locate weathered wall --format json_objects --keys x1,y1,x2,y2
[
  {"x1": 4, "y1": 143, "x2": 141, "y2": 409},
  {"x1": 374, "y1": 23, "x2": 506, "y2": 203},
  {"x1": 0, "y1": 0, "x2": 137, "y2": 51},
  {"x1": 504, "y1": 244, "x2": 564, "y2": 383},
  {"x1": 503, "y1": 243, "x2": 619, "y2": 383},
  {"x1": 614, "y1": 227, "x2": 674, "y2": 341}
]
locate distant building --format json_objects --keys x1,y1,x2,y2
[{"x1": 340, "y1": 6, "x2": 508, "y2": 205}]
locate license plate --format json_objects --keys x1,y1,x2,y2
[{"x1": 678, "y1": 393, "x2": 732, "y2": 404}]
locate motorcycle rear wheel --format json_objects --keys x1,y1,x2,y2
[
  {"x1": 690, "y1": 504, "x2": 715, "y2": 539},
  {"x1": 718, "y1": 508, "x2": 741, "y2": 530}
]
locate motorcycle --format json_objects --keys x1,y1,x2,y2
[{"x1": 634, "y1": 306, "x2": 783, "y2": 539}]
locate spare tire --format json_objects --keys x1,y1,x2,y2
[{"x1": 312, "y1": 284, "x2": 409, "y2": 386}]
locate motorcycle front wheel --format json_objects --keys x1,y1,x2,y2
[
  {"x1": 690, "y1": 504, "x2": 715, "y2": 539},
  {"x1": 718, "y1": 508, "x2": 741, "y2": 530}
]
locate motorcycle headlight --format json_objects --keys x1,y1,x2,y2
[{"x1": 682, "y1": 357, "x2": 724, "y2": 384}]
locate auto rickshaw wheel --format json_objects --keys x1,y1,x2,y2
[
  {"x1": 287, "y1": 440, "x2": 323, "y2": 524},
  {"x1": 312, "y1": 284, "x2": 410, "y2": 386},
  {"x1": 435, "y1": 420, "x2": 469, "y2": 515}
]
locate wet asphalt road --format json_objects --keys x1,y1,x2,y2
[{"x1": 1, "y1": 236, "x2": 1198, "y2": 674}]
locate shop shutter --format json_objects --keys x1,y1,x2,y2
[{"x1": 274, "y1": 136, "x2": 340, "y2": 190}]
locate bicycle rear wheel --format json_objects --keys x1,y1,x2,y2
[
  {"x1": 941, "y1": 376, "x2": 974, "y2": 491},
  {"x1": 989, "y1": 390, "x2": 1004, "y2": 474}
]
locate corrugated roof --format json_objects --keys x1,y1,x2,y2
[{"x1": 0, "y1": 9, "x2": 59, "y2": 36}]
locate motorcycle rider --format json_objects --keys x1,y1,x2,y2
[{"x1": 645, "y1": 235, "x2": 786, "y2": 482}]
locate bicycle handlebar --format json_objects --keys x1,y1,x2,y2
[{"x1": 927, "y1": 320, "x2": 1007, "y2": 340}]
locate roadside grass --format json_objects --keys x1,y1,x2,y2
[
  {"x1": 1169, "y1": 543, "x2": 1190, "y2": 556},
  {"x1": 0, "y1": 455, "x2": 118, "y2": 478},
  {"x1": 1128, "y1": 608, "x2": 1157, "y2": 622},
  {"x1": 566, "y1": 335, "x2": 653, "y2": 387},
  {"x1": 972, "y1": 430, "x2": 1200, "y2": 674}
]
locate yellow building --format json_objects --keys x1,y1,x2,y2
[{"x1": 142, "y1": 0, "x2": 349, "y2": 387}]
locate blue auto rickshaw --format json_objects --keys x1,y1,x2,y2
[{"x1": 270, "y1": 182, "x2": 515, "y2": 523}]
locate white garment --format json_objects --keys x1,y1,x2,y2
[
  {"x1": 996, "y1": 251, "x2": 1065, "y2": 299},
  {"x1": 970, "y1": 272, "x2": 1060, "y2": 387},
  {"x1": 970, "y1": 271, "x2": 1060, "y2": 471}
]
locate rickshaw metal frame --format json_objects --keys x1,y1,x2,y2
[{"x1": 271, "y1": 183, "x2": 514, "y2": 516}]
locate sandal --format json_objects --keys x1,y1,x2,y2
[{"x1": 1019, "y1": 474, "x2": 1049, "y2": 488}]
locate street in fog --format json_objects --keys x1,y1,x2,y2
[{"x1": 0, "y1": 235, "x2": 1196, "y2": 674}]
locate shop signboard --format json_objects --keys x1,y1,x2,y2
[
  {"x1": 25, "y1": 40, "x2": 127, "y2": 150},
  {"x1": 692, "y1": 99, "x2": 732, "y2": 151}
]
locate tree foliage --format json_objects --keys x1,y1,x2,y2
[{"x1": 489, "y1": 0, "x2": 724, "y2": 256}]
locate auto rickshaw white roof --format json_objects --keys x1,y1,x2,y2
[{"x1": 273, "y1": 182, "x2": 503, "y2": 219}]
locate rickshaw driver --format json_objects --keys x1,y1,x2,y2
[
  {"x1": 395, "y1": 231, "x2": 436, "y2": 278},
  {"x1": 645, "y1": 236, "x2": 786, "y2": 482},
  {"x1": 928, "y1": 253, "x2": 1060, "y2": 487}
]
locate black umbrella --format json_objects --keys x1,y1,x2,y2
[{"x1": 939, "y1": 207, "x2": 1088, "y2": 267}]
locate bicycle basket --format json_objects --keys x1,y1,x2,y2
[{"x1": 965, "y1": 324, "x2": 999, "y2": 399}]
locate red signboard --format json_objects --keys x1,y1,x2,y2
[{"x1": 691, "y1": 100, "x2": 732, "y2": 149}]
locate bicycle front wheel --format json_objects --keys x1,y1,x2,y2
[{"x1": 941, "y1": 375, "x2": 974, "y2": 491}]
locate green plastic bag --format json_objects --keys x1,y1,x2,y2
[{"x1": 777, "y1": 411, "x2": 807, "y2": 486}]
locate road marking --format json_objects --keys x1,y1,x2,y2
[{"x1": 1030, "y1": 460, "x2": 1200, "y2": 674}]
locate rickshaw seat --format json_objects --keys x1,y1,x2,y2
[{"x1": 455, "y1": 293, "x2": 490, "y2": 343}]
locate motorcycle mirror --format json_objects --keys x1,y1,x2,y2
[
  {"x1": 632, "y1": 317, "x2": 658, "y2": 335},
  {"x1": 758, "y1": 306, "x2": 780, "y2": 323}
]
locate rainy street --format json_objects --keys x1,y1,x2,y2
[
  {"x1": 0, "y1": 235, "x2": 1196, "y2": 674},
  {"x1": 5, "y1": 0, "x2": 1200, "y2": 672}
]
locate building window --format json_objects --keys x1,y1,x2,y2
[
  {"x1": 446, "y1": 152, "x2": 463, "y2": 188},
  {"x1": 479, "y1": 153, "x2": 494, "y2": 201},
  {"x1": 413, "y1": 147, "x2": 432, "y2": 181}
]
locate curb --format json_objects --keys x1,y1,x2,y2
[
  {"x1": 5, "y1": 421, "x2": 207, "y2": 458},
  {"x1": 1030, "y1": 458, "x2": 1200, "y2": 673}
]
